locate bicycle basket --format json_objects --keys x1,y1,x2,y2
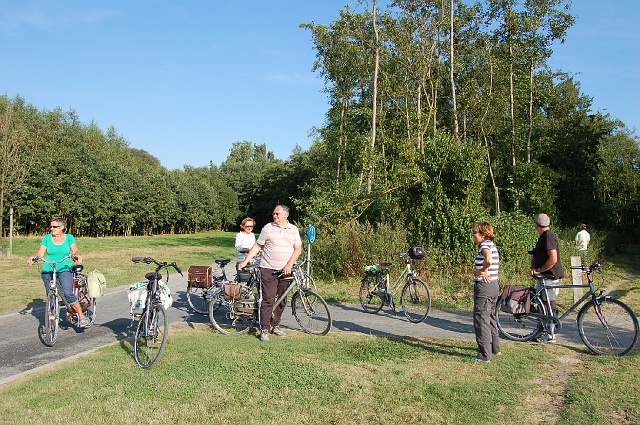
[{"x1": 408, "y1": 245, "x2": 425, "y2": 260}]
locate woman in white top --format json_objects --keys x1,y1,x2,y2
[{"x1": 235, "y1": 217, "x2": 256, "y2": 270}]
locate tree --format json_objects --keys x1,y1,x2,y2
[{"x1": 0, "y1": 96, "x2": 37, "y2": 253}]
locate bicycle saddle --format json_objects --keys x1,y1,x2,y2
[
  {"x1": 215, "y1": 259, "x2": 231, "y2": 267},
  {"x1": 72, "y1": 264, "x2": 84, "y2": 273},
  {"x1": 146, "y1": 272, "x2": 162, "y2": 281},
  {"x1": 534, "y1": 271, "x2": 555, "y2": 280}
]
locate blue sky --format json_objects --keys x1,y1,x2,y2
[{"x1": 1, "y1": 1, "x2": 637, "y2": 170}]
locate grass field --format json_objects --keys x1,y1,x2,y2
[
  {"x1": 0, "y1": 233, "x2": 639, "y2": 424},
  {"x1": 0, "y1": 328, "x2": 638, "y2": 424}
]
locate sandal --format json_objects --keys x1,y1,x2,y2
[{"x1": 78, "y1": 317, "x2": 91, "y2": 328}]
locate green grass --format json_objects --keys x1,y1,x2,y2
[{"x1": 1, "y1": 328, "x2": 638, "y2": 424}]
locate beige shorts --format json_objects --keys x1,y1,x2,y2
[{"x1": 537, "y1": 279, "x2": 561, "y2": 301}]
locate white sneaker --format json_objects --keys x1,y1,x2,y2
[
  {"x1": 271, "y1": 326, "x2": 287, "y2": 337},
  {"x1": 260, "y1": 329, "x2": 270, "y2": 342}
]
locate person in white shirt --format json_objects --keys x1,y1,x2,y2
[
  {"x1": 574, "y1": 223, "x2": 591, "y2": 265},
  {"x1": 235, "y1": 217, "x2": 256, "y2": 270}
]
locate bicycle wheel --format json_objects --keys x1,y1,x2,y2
[
  {"x1": 496, "y1": 292, "x2": 545, "y2": 342},
  {"x1": 42, "y1": 293, "x2": 59, "y2": 347},
  {"x1": 291, "y1": 289, "x2": 332, "y2": 335},
  {"x1": 134, "y1": 303, "x2": 168, "y2": 369},
  {"x1": 400, "y1": 278, "x2": 431, "y2": 323},
  {"x1": 209, "y1": 291, "x2": 257, "y2": 335},
  {"x1": 186, "y1": 285, "x2": 210, "y2": 315},
  {"x1": 577, "y1": 297, "x2": 639, "y2": 356},
  {"x1": 359, "y1": 274, "x2": 385, "y2": 314}
]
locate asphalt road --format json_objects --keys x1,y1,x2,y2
[{"x1": 0, "y1": 272, "x2": 587, "y2": 385}]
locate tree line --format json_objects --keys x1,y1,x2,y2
[{"x1": 1, "y1": 0, "x2": 639, "y2": 278}]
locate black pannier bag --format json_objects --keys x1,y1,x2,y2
[{"x1": 408, "y1": 245, "x2": 425, "y2": 260}]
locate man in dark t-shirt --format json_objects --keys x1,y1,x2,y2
[{"x1": 529, "y1": 213, "x2": 564, "y2": 343}]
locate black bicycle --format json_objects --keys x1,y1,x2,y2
[
  {"x1": 497, "y1": 262, "x2": 639, "y2": 356},
  {"x1": 131, "y1": 256, "x2": 182, "y2": 368}
]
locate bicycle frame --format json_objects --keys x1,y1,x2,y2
[
  {"x1": 275, "y1": 274, "x2": 304, "y2": 310},
  {"x1": 383, "y1": 262, "x2": 413, "y2": 295},
  {"x1": 534, "y1": 266, "x2": 602, "y2": 332}
]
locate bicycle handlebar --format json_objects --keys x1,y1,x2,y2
[
  {"x1": 131, "y1": 257, "x2": 183, "y2": 276},
  {"x1": 569, "y1": 262, "x2": 602, "y2": 273},
  {"x1": 32, "y1": 253, "x2": 77, "y2": 264}
]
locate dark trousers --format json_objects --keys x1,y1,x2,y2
[
  {"x1": 259, "y1": 268, "x2": 289, "y2": 331},
  {"x1": 473, "y1": 281, "x2": 501, "y2": 361}
]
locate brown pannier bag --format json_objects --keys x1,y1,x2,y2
[
  {"x1": 187, "y1": 265, "x2": 213, "y2": 289},
  {"x1": 500, "y1": 285, "x2": 530, "y2": 314},
  {"x1": 224, "y1": 283, "x2": 242, "y2": 301}
]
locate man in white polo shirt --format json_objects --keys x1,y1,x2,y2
[{"x1": 238, "y1": 204, "x2": 302, "y2": 342}]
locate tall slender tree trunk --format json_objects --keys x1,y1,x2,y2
[
  {"x1": 367, "y1": 0, "x2": 380, "y2": 195},
  {"x1": 527, "y1": 57, "x2": 534, "y2": 163},
  {"x1": 336, "y1": 99, "x2": 348, "y2": 190},
  {"x1": 509, "y1": 44, "x2": 519, "y2": 208},
  {"x1": 449, "y1": 0, "x2": 459, "y2": 139},
  {"x1": 482, "y1": 48, "x2": 500, "y2": 216}
]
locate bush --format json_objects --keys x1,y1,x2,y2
[{"x1": 311, "y1": 221, "x2": 409, "y2": 279}]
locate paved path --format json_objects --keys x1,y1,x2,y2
[{"x1": 0, "y1": 272, "x2": 586, "y2": 385}]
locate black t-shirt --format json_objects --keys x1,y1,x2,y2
[{"x1": 531, "y1": 230, "x2": 564, "y2": 279}]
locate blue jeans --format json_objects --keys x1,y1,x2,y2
[{"x1": 41, "y1": 271, "x2": 78, "y2": 305}]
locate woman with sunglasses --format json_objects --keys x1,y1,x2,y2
[
  {"x1": 235, "y1": 217, "x2": 256, "y2": 270},
  {"x1": 28, "y1": 217, "x2": 89, "y2": 327}
]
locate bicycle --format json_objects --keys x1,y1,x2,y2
[
  {"x1": 359, "y1": 247, "x2": 431, "y2": 323},
  {"x1": 33, "y1": 254, "x2": 96, "y2": 347},
  {"x1": 209, "y1": 263, "x2": 332, "y2": 336},
  {"x1": 496, "y1": 262, "x2": 639, "y2": 356},
  {"x1": 186, "y1": 259, "x2": 233, "y2": 314},
  {"x1": 131, "y1": 256, "x2": 183, "y2": 368}
]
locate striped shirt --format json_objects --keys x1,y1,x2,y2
[
  {"x1": 474, "y1": 240, "x2": 499, "y2": 283},
  {"x1": 256, "y1": 221, "x2": 302, "y2": 270}
]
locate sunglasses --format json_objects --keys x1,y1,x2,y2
[
  {"x1": 245, "y1": 225, "x2": 254, "y2": 228},
  {"x1": 50, "y1": 225, "x2": 61, "y2": 229}
]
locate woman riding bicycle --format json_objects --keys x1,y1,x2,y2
[{"x1": 27, "y1": 217, "x2": 90, "y2": 328}]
